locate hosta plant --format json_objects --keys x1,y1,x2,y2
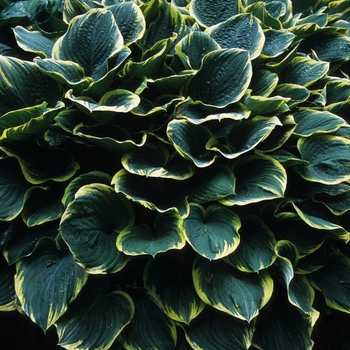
[{"x1": 1, "y1": 0, "x2": 350, "y2": 349}]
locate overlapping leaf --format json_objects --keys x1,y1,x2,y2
[
  {"x1": 144, "y1": 252, "x2": 205, "y2": 324},
  {"x1": 221, "y1": 155, "x2": 287, "y2": 206},
  {"x1": 193, "y1": 257, "x2": 273, "y2": 322},
  {"x1": 60, "y1": 184, "x2": 135, "y2": 274},
  {"x1": 57, "y1": 289, "x2": 134, "y2": 350},
  {"x1": 183, "y1": 203, "x2": 241, "y2": 260},
  {"x1": 0, "y1": 55, "x2": 62, "y2": 115},
  {"x1": 15, "y1": 238, "x2": 88, "y2": 330},
  {"x1": 186, "y1": 48, "x2": 253, "y2": 108},
  {"x1": 117, "y1": 211, "x2": 185, "y2": 257},
  {"x1": 53, "y1": 9, "x2": 124, "y2": 81}
]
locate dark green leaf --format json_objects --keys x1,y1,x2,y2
[
  {"x1": 0, "y1": 140, "x2": 79, "y2": 184},
  {"x1": 206, "y1": 13, "x2": 265, "y2": 59},
  {"x1": 0, "y1": 55, "x2": 62, "y2": 115},
  {"x1": 57, "y1": 289, "x2": 134, "y2": 350},
  {"x1": 225, "y1": 215, "x2": 276, "y2": 273},
  {"x1": 117, "y1": 211, "x2": 185, "y2": 257},
  {"x1": 296, "y1": 134, "x2": 350, "y2": 184},
  {"x1": 60, "y1": 184, "x2": 135, "y2": 274},
  {"x1": 183, "y1": 204, "x2": 241, "y2": 260},
  {"x1": 13, "y1": 26, "x2": 56, "y2": 58},
  {"x1": 221, "y1": 155, "x2": 287, "y2": 206},
  {"x1": 53, "y1": 8, "x2": 124, "y2": 81},
  {"x1": 15, "y1": 238, "x2": 88, "y2": 330},
  {"x1": 193, "y1": 257, "x2": 273, "y2": 322},
  {"x1": 120, "y1": 287, "x2": 177, "y2": 350},
  {"x1": 309, "y1": 252, "x2": 350, "y2": 314},
  {"x1": 144, "y1": 252, "x2": 205, "y2": 324},
  {"x1": 183, "y1": 307, "x2": 254, "y2": 350},
  {"x1": 186, "y1": 48, "x2": 252, "y2": 107},
  {"x1": 189, "y1": 0, "x2": 241, "y2": 27}
]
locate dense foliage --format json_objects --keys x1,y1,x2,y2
[{"x1": 1, "y1": 0, "x2": 350, "y2": 348}]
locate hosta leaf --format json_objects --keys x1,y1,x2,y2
[
  {"x1": 288, "y1": 275, "x2": 319, "y2": 324},
  {"x1": 0, "y1": 55, "x2": 62, "y2": 115},
  {"x1": 108, "y1": 1, "x2": 145, "y2": 45},
  {"x1": 182, "y1": 307, "x2": 254, "y2": 350},
  {"x1": 53, "y1": 8, "x2": 123, "y2": 81},
  {"x1": 125, "y1": 36, "x2": 175, "y2": 79},
  {"x1": 189, "y1": 0, "x2": 241, "y2": 27},
  {"x1": 62, "y1": 171, "x2": 112, "y2": 207},
  {"x1": 0, "y1": 221, "x2": 12, "y2": 250},
  {"x1": 183, "y1": 204, "x2": 241, "y2": 260},
  {"x1": 117, "y1": 211, "x2": 185, "y2": 257},
  {"x1": 120, "y1": 287, "x2": 177, "y2": 350},
  {"x1": 0, "y1": 0, "x2": 40, "y2": 21},
  {"x1": 250, "y1": 69, "x2": 279, "y2": 97},
  {"x1": 60, "y1": 184, "x2": 135, "y2": 274},
  {"x1": 221, "y1": 155, "x2": 287, "y2": 206},
  {"x1": 113, "y1": 169, "x2": 189, "y2": 217},
  {"x1": 0, "y1": 157, "x2": 42, "y2": 221},
  {"x1": 273, "y1": 83, "x2": 310, "y2": 107},
  {"x1": 253, "y1": 296, "x2": 314, "y2": 350},
  {"x1": 281, "y1": 56, "x2": 329, "y2": 87},
  {"x1": 66, "y1": 89, "x2": 140, "y2": 122},
  {"x1": 0, "y1": 140, "x2": 79, "y2": 185},
  {"x1": 13, "y1": 26, "x2": 56, "y2": 58},
  {"x1": 186, "y1": 48, "x2": 252, "y2": 108},
  {"x1": 4, "y1": 225, "x2": 57, "y2": 266},
  {"x1": 293, "y1": 109, "x2": 346, "y2": 137},
  {"x1": 190, "y1": 166, "x2": 236, "y2": 203},
  {"x1": 15, "y1": 238, "x2": 88, "y2": 331},
  {"x1": 150, "y1": 74, "x2": 195, "y2": 95},
  {"x1": 256, "y1": 114, "x2": 296, "y2": 152},
  {"x1": 121, "y1": 143, "x2": 195, "y2": 180},
  {"x1": 175, "y1": 31, "x2": 220, "y2": 70},
  {"x1": 275, "y1": 240, "x2": 319, "y2": 321},
  {"x1": 0, "y1": 261, "x2": 16, "y2": 311},
  {"x1": 225, "y1": 215, "x2": 276, "y2": 273},
  {"x1": 144, "y1": 251, "x2": 205, "y2": 324},
  {"x1": 272, "y1": 212, "x2": 326, "y2": 257},
  {"x1": 302, "y1": 31, "x2": 350, "y2": 62},
  {"x1": 0, "y1": 102, "x2": 64, "y2": 142},
  {"x1": 57, "y1": 289, "x2": 134, "y2": 350},
  {"x1": 314, "y1": 188, "x2": 350, "y2": 215},
  {"x1": 296, "y1": 134, "x2": 350, "y2": 184},
  {"x1": 21, "y1": 187, "x2": 64, "y2": 227},
  {"x1": 309, "y1": 252, "x2": 350, "y2": 313},
  {"x1": 142, "y1": 0, "x2": 189, "y2": 50},
  {"x1": 208, "y1": 116, "x2": 282, "y2": 159},
  {"x1": 174, "y1": 99, "x2": 250, "y2": 125},
  {"x1": 193, "y1": 257, "x2": 273, "y2": 322},
  {"x1": 295, "y1": 246, "x2": 327, "y2": 275},
  {"x1": 323, "y1": 78, "x2": 350, "y2": 105},
  {"x1": 243, "y1": 95, "x2": 289, "y2": 117},
  {"x1": 73, "y1": 124, "x2": 147, "y2": 155},
  {"x1": 167, "y1": 119, "x2": 217, "y2": 167},
  {"x1": 206, "y1": 14, "x2": 265, "y2": 59},
  {"x1": 293, "y1": 202, "x2": 350, "y2": 243},
  {"x1": 35, "y1": 58, "x2": 90, "y2": 88},
  {"x1": 261, "y1": 29, "x2": 295, "y2": 58},
  {"x1": 244, "y1": 2, "x2": 282, "y2": 29}
]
